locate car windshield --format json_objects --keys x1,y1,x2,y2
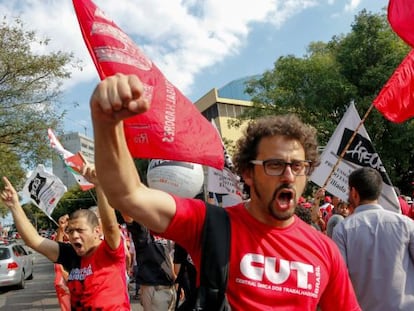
[{"x1": 0, "y1": 248, "x2": 10, "y2": 260}]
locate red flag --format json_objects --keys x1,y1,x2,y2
[
  {"x1": 54, "y1": 264, "x2": 71, "y2": 311},
  {"x1": 72, "y1": 0, "x2": 224, "y2": 170},
  {"x1": 373, "y1": 50, "x2": 414, "y2": 123},
  {"x1": 388, "y1": 0, "x2": 414, "y2": 47}
]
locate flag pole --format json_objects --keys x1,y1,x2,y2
[
  {"x1": 88, "y1": 189, "x2": 97, "y2": 205},
  {"x1": 48, "y1": 215, "x2": 59, "y2": 227}
]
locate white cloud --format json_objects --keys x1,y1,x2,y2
[
  {"x1": 0, "y1": 0, "x2": 314, "y2": 94},
  {"x1": 0, "y1": 0, "x2": 368, "y2": 95},
  {"x1": 344, "y1": 0, "x2": 362, "y2": 12}
]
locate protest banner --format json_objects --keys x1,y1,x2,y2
[
  {"x1": 23, "y1": 164, "x2": 67, "y2": 218},
  {"x1": 310, "y1": 103, "x2": 400, "y2": 212}
]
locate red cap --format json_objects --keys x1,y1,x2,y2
[{"x1": 324, "y1": 196, "x2": 332, "y2": 203}]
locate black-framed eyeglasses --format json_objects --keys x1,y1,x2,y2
[{"x1": 250, "y1": 159, "x2": 312, "y2": 176}]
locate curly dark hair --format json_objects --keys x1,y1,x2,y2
[{"x1": 233, "y1": 114, "x2": 320, "y2": 176}]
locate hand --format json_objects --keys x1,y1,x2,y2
[
  {"x1": 0, "y1": 177, "x2": 20, "y2": 210},
  {"x1": 77, "y1": 152, "x2": 99, "y2": 186},
  {"x1": 81, "y1": 163, "x2": 99, "y2": 186},
  {"x1": 90, "y1": 73, "x2": 150, "y2": 123},
  {"x1": 58, "y1": 214, "x2": 69, "y2": 231},
  {"x1": 314, "y1": 188, "x2": 326, "y2": 200}
]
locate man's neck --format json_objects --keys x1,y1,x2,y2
[{"x1": 358, "y1": 199, "x2": 378, "y2": 206}]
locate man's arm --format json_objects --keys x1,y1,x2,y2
[
  {"x1": 0, "y1": 177, "x2": 59, "y2": 262},
  {"x1": 90, "y1": 74, "x2": 176, "y2": 233},
  {"x1": 311, "y1": 187, "x2": 324, "y2": 223},
  {"x1": 81, "y1": 162, "x2": 121, "y2": 250},
  {"x1": 331, "y1": 224, "x2": 348, "y2": 265}
]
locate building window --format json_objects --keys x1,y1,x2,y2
[
  {"x1": 234, "y1": 105, "x2": 245, "y2": 117},
  {"x1": 202, "y1": 104, "x2": 219, "y2": 121}
]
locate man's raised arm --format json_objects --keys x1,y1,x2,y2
[
  {"x1": 90, "y1": 74, "x2": 176, "y2": 233},
  {"x1": 0, "y1": 177, "x2": 59, "y2": 262}
]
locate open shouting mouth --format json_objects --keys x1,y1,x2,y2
[{"x1": 274, "y1": 188, "x2": 295, "y2": 211}]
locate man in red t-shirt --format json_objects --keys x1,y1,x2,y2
[
  {"x1": 0, "y1": 164, "x2": 130, "y2": 310},
  {"x1": 90, "y1": 74, "x2": 361, "y2": 310}
]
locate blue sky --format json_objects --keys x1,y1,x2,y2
[{"x1": 1, "y1": 0, "x2": 388, "y2": 136}]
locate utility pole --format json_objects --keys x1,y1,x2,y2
[{"x1": 65, "y1": 117, "x2": 90, "y2": 136}]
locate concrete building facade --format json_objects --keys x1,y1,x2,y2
[{"x1": 195, "y1": 76, "x2": 255, "y2": 149}]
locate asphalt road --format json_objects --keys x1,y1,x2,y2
[{"x1": 0, "y1": 251, "x2": 143, "y2": 310}]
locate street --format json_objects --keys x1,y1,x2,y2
[{"x1": 0, "y1": 251, "x2": 143, "y2": 310}]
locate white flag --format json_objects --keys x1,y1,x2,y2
[
  {"x1": 207, "y1": 167, "x2": 242, "y2": 196},
  {"x1": 207, "y1": 120, "x2": 243, "y2": 206},
  {"x1": 23, "y1": 165, "x2": 67, "y2": 217},
  {"x1": 310, "y1": 103, "x2": 399, "y2": 212}
]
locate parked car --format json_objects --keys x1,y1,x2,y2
[
  {"x1": 0, "y1": 237, "x2": 9, "y2": 245},
  {"x1": 0, "y1": 242, "x2": 34, "y2": 289}
]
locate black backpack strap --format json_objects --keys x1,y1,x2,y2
[{"x1": 194, "y1": 203, "x2": 231, "y2": 311}]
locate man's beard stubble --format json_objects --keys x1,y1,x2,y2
[{"x1": 251, "y1": 180, "x2": 296, "y2": 221}]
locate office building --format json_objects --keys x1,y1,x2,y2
[{"x1": 195, "y1": 76, "x2": 255, "y2": 148}]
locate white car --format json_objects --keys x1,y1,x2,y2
[{"x1": 0, "y1": 242, "x2": 34, "y2": 289}]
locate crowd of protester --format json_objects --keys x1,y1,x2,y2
[{"x1": 1, "y1": 73, "x2": 414, "y2": 310}]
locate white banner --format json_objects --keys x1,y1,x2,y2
[
  {"x1": 23, "y1": 165, "x2": 67, "y2": 217},
  {"x1": 310, "y1": 103, "x2": 400, "y2": 212},
  {"x1": 206, "y1": 120, "x2": 243, "y2": 205},
  {"x1": 207, "y1": 167, "x2": 242, "y2": 196}
]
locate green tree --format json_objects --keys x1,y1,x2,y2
[
  {"x1": 242, "y1": 42, "x2": 356, "y2": 144},
  {"x1": 22, "y1": 202, "x2": 55, "y2": 230},
  {"x1": 333, "y1": 9, "x2": 412, "y2": 191},
  {"x1": 51, "y1": 185, "x2": 97, "y2": 221},
  {"x1": 0, "y1": 17, "x2": 78, "y2": 189},
  {"x1": 134, "y1": 158, "x2": 149, "y2": 185},
  {"x1": 240, "y1": 9, "x2": 413, "y2": 192}
]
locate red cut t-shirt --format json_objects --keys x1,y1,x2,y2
[
  {"x1": 59, "y1": 240, "x2": 130, "y2": 310},
  {"x1": 162, "y1": 197, "x2": 361, "y2": 311}
]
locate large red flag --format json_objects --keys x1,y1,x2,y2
[
  {"x1": 373, "y1": 49, "x2": 414, "y2": 123},
  {"x1": 388, "y1": 0, "x2": 414, "y2": 48},
  {"x1": 72, "y1": 0, "x2": 224, "y2": 169}
]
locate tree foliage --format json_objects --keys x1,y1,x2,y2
[
  {"x1": 0, "y1": 17, "x2": 78, "y2": 187},
  {"x1": 240, "y1": 9, "x2": 414, "y2": 193},
  {"x1": 51, "y1": 185, "x2": 97, "y2": 222},
  {"x1": 22, "y1": 202, "x2": 56, "y2": 230}
]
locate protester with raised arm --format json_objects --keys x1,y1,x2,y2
[
  {"x1": 90, "y1": 73, "x2": 360, "y2": 310},
  {"x1": 0, "y1": 162, "x2": 130, "y2": 310}
]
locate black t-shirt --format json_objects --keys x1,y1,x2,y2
[
  {"x1": 174, "y1": 243, "x2": 197, "y2": 310},
  {"x1": 126, "y1": 221, "x2": 174, "y2": 286}
]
